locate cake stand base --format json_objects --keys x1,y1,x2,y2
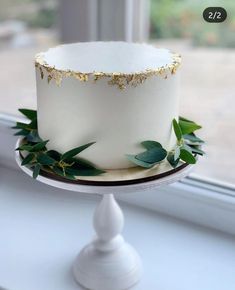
[
  {"x1": 73, "y1": 245, "x2": 141, "y2": 290},
  {"x1": 72, "y1": 194, "x2": 142, "y2": 290}
]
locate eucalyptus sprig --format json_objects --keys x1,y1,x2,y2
[
  {"x1": 13, "y1": 108, "x2": 105, "y2": 180},
  {"x1": 12, "y1": 109, "x2": 42, "y2": 143},
  {"x1": 126, "y1": 141, "x2": 167, "y2": 168},
  {"x1": 126, "y1": 116, "x2": 205, "y2": 169}
]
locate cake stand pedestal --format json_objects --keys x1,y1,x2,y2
[{"x1": 15, "y1": 144, "x2": 193, "y2": 290}]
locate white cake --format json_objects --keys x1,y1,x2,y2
[{"x1": 35, "y1": 42, "x2": 181, "y2": 169}]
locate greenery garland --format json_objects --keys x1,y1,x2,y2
[
  {"x1": 13, "y1": 109, "x2": 105, "y2": 180},
  {"x1": 126, "y1": 116, "x2": 205, "y2": 168},
  {"x1": 13, "y1": 108, "x2": 204, "y2": 180}
]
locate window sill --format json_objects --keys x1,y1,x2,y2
[{"x1": 0, "y1": 166, "x2": 235, "y2": 290}]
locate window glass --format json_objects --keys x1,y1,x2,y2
[
  {"x1": 150, "y1": 0, "x2": 235, "y2": 184},
  {"x1": 0, "y1": 0, "x2": 58, "y2": 114}
]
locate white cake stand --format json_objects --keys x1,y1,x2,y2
[{"x1": 15, "y1": 140, "x2": 193, "y2": 290}]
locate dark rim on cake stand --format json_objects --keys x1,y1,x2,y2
[{"x1": 15, "y1": 138, "x2": 193, "y2": 290}]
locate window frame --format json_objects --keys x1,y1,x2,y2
[{"x1": 59, "y1": 0, "x2": 149, "y2": 42}]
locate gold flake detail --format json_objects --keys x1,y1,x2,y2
[{"x1": 35, "y1": 52, "x2": 181, "y2": 89}]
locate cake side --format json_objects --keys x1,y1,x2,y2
[{"x1": 36, "y1": 42, "x2": 180, "y2": 170}]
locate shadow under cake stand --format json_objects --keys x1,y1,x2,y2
[{"x1": 15, "y1": 139, "x2": 193, "y2": 290}]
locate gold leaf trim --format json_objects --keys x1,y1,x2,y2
[{"x1": 35, "y1": 52, "x2": 181, "y2": 89}]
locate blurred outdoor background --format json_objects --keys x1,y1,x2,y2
[{"x1": 0, "y1": 0, "x2": 234, "y2": 184}]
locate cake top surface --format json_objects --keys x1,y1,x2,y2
[
  {"x1": 36, "y1": 42, "x2": 178, "y2": 74},
  {"x1": 35, "y1": 42, "x2": 181, "y2": 89}
]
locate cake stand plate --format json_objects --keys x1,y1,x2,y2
[{"x1": 15, "y1": 139, "x2": 193, "y2": 290}]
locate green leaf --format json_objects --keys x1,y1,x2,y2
[
  {"x1": 136, "y1": 147, "x2": 167, "y2": 163},
  {"x1": 182, "y1": 144, "x2": 193, "y2": 153},
  {"x1": 64, "y1": 174, "x2": 76, "y2": 180},
  {"x1": 12, "y1": 122, "x2": 29, "y2": 130},
  {"x1": 126, "y1": 154, "x2": 155, "y2": 168},
  {"x1": 14, "y1": 129, "x2": 30, "y2": 136},
  {"x1": 16, "y1": 141, "x2": 47, "y2": 153},
  {"x1": 179, "y1": 116, "x2": 194, "y2": 123},
  {"x1": 21, "y1": 153, "x2": 34, "y2": 166},
  {"x1": 65, "y1": 167, "x2": 105, "y2": 176},
  {"x1": 70, "y1": 157, "x2": 96, "y2": 169},
  {"x1": 47, "y1": 150, "x2": 62, "y2": 161},
  {"x1": 141, "y1": 141, "x2": 162, "y2": 150},
  {"x1": 28, "y1": 119, "x2": 38, "y2": 130},
  {"x1": 167, "y1": 152, "x2": 180, "y2": 168},
  {"x1": 53, "y1": 166, "x2": 66, "y2": 177},
  {"x1": 173, "y1": 119, "x2": 182, "y2": 141},
  {"x1": 53, "y1": 166, "x2": 76, "y2": 180},
  {"x1": 37, "y1": 153, "x2": 56, "y2": 165},
  {"x1": 26, "y1": 130, "x2": 43, "y2": 143},
  {"x1": 179, "y1": 149, "x2": 196, "y2": 164},
  {"x1": 183, "y1": 133, "x2": 204, "y2": 144},
  {"x1": 19, "y1": 109, "x2": 37, "y2": 120},
  {"x1": 179, "y1": 120, "x2": 201, "y2": 135},
  {"x1": 61, "y1": 142, "x2": 96, "y2": 160},
  {"x1": 190, "y1": 146, "x2": 205, "y2": 156},
  {"x1": 16, "y1": 145, "x2": 33, "y2": 151},
  {"x1": 30, "y1": 140, "x2": 49, "y2": 152},
  {"x1": 33, "y1": 164, "x2": 41, "y2": 179},
  {"x1": 174, "y1": 146, "x2": 181, "y2": 161}
]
